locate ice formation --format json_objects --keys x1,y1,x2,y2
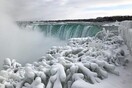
[
  {"x1": 0, "y1": 29, "x2": 128, "y2": 88},
  {"x1": 118, "y1": 21, "x2": 132, "y2": 55}
]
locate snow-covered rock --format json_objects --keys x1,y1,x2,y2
[{"x1": 0, "y1": 29, "x2": 128, "y2": 88}]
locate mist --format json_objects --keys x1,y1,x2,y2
[{"x1": 0, "y1": 0, "x2": 65, "y2": 68}]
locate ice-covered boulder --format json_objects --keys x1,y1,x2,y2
[{"x1": 0, "y1": 29, "x2": 128, "y2": 88}]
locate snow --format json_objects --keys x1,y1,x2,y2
[
  {"x1": 103, "y1": 21, "x2": 120, "y2": 27},
  {"x1": 0, "y1": 26, "x2": 132, "y2": 88},
  {"x1": 118, "y1": 21, "x2": 132, "y2": 55},
  {"x1": 72, "y1": 43, "x2": 132, "y2": 88}
]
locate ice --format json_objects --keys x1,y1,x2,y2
[
  {"x1": 0, "y1": 28, "x2": 131, "y2": 88},
  {"x1": 118, "y1": 21, "x2": 132, "y2": 55}
]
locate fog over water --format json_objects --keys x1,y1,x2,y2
[{"x1": 0, "y1": 0, "x2": 66, "y2": 68}]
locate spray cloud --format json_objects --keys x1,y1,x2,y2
[{"x1": 0, "y1": 0, "x2": 65, "y2": 68}]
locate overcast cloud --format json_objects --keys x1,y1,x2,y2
[{"x1": 7, "y1": 0, "x2": 132, "y2": 20}]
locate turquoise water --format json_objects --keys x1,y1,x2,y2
[{"x1": 18, "y1": 22, "x2": 102, "y2": 40}]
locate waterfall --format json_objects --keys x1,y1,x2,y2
[{"x1": 18, "y1": 22, "x2": 103, "y2": 40}]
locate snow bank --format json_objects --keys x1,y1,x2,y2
[
  {"x1": 0, "y1": 29, "x2": 128, "y2": 88},
  {"x1": 119, "y1": 21, "x2": 132, "y2": 55}
]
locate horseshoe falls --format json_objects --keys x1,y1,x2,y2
[
  {"x1": 0, "y1": 20, "x2": 119, "y2": 69},
  {"x1": 18, "y1": 22, "x2": 104, "y2": 40}
]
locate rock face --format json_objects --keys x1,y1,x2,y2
[{"x1": 0, "y1": 29, "x2": 127, "y2": 88}]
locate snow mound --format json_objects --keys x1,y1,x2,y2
[{"x1": 0, "y1": 29, "x2": 128, "y2": 88}]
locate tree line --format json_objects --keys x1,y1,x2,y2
[
  {"x1": 39, "y1": 16, "x2": 132, "y2": 22},
  {"x1": 18, "y1": 16, "x2": 132, "y2": 23}
]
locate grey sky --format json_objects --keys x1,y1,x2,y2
[{"x1": 6, "y1": 0, "x2": 132, "y2": 20}]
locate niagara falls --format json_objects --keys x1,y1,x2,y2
[{"x1": 0, "y1": 0, "x2": 132, "y2": 88}]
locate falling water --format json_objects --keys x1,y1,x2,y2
[{"x1": 18, "y1": 22, "x2": 103, "y2": 40}]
